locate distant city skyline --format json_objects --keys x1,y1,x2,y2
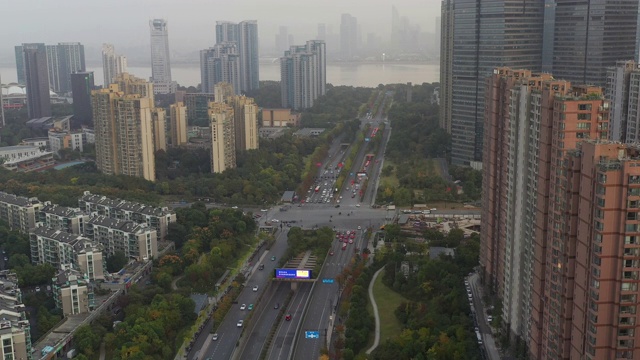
[{"x1": 0, "y1": 1, "x2": 437, "y2": 65}]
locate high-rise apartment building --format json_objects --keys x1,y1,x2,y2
[
  {"x1": 230, "y1": 95, "x2": 258, "y2": 151},
  {"x1": 340, "y1": 14, "x2": 358, "y2": 60},
  {"x1": 70, "y1": 71, "x2": 94, "y2": 126},
  {"x1": 200, "y1": 43, "x2": 241, "y2": 94},
  {"x1": 214, "y1": 82, "x2": 235, "y2": 104},
  {"x1": 439, "y1": 0, "x2": 454, "y2": 133},
  {"x1": 169, "y1": 102, "x2": 187, "y2": 147},
  {"x1": 215, "y1": 20, "x2": 259, "y2": 92},
  {"x1": 605, "y1": 60, "x2": 640, "y2": 143},
  {"x1": 102, "y1": 44, "x2": 127, "y2": 87},
  {"x1": 38, "y1": 202, "x2": 89, "y2": 235},
  {"x1": 21, "y1": 43, "x2": 52, "y2": 119},
  {"x1": 151, "y1": 108, "x2": 167, "y2": 152},
  {"x1": 92, "y1": 74, "x2": 156, "y2": 181},
  {"x1": 275, "y1": 26, "x2": 293, "y2": 53},
  {"x1": 482, "y1": 68, "x2": 569, "y2": 346},
  {"x1": 85, "y1": 216, "x2": 157, "y2": 260},
  {"x1": 481, "y1": 68, "x2": 618, "y2": 359},
  {"x1": 149, "y1": 19, "x2": 177, "y2": 94},
  {"x1": 208, "y1": 102, "x2": 236, "y2": 173},
  {"x1": 184, "y1": 93, "x2": 215, "y2": 126},
  {"x1": 441, "y1": 0, "x2": 545, "y2": 167},
  {"x1": 552, "y1": 0, "x2": 639, "y2": 86},
  {"x1": 280, "y1": 40, "x2": 326, "y2": 110},
  {"x1": 17, "y1": 43, "x2": 85, "y2": 94}
]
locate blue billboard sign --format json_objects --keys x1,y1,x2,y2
[
  {"x1": 305, "y1": 331, "x2": 320, "y2": 339},
  {"x1": 275, "y1": 268, "x2": 312, "y2": 279}
]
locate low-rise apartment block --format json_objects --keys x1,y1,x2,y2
[
  {"x1": 0, "y1": 271, "x2": 32, "y2": 360},
  {"x1": 78, "y1": 191, "x2": 175, "y2": 240},
  {"x1": 85, "y1": 215, "x2": 157, "y2": 261},
  {"x1": 0, "y1": 192, "x2": 42, "y2": 233},
  {"x1": 52, "y1": 267, "x2": 94, "y2": 315},
  {"x1": 38, "y1": 202, "x2": 89, "y2": 234},
  {"x1": 29, "y1": 226, "x2": 105, "y2": 281}
]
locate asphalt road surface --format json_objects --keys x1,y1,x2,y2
[{"x1": 266, "y1": 283, "x2": 312, "y2": 360}]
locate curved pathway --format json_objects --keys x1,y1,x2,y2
[{"x1": 366, "y1": 266, "x2": 385, "y2": 354}]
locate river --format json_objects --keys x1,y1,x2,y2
[{"x1": 1, "y1": 62, "x2": 439, "y2": 88}]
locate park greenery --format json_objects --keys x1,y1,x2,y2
[
  {"x1": 283, "y1": 227, "x2": 333, "y2": 276},
  {"x1": 375, "y1": 83, "x2": 482, "y2": 206},
  {"x1": 367, "y1": 229, "x2": 481, "y2": 360}
]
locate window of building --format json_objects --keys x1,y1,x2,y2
[{"x1": 578, "y1": 103, "x2": 592, "y2": 111}]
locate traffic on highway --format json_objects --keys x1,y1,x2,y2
[{"x1": 187, "y1": 92, "x2": 393, "y2": 360}]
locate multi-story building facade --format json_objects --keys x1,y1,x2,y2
[
  {"x1": 70, "y1": 71, "x2": 94, "y2": 126},
  {"x1": 439, "y1": 0, "x2": 453, "y2": 133},
  {"x1": 78, "y1": 191, "x2": 175, "y2": 241},
  {"x1": 169, "y1": 102, "x2": 188, "y2": 147},
  {"x1": 482, "y1": 68, "x2": 570, "y2": 345},
  {"x1": 149, "y1": 19, "x2": 177, "y2": 94},
  {"x1": 85, "y1": 216, "x2": 157, "y2": 260},
  {"x1": 552, "y1": 0, "x2": 639, "y2": 86},
  {"x1": 48, "y1": 128, "x2": 86, "y2": 154},
  {"x1": 280, "y1": 40, "x2": 327, "y2": 110},
  {"x1": 261, "y1": 108, "x2": 300, "y2": 127},
  {"x1": 230, "y1": 95, "x2": 258, "y2": 151},
  {"x1": 52, "y1": 267, "x2": 94, "y2": 315},
  {"x1": 151, "y1": 108, "x2": 167, "y2": 152},
  {"x1": 16, "y1": 42, "x2": 85, "y2": 94},
  {"x1": 448, "y1": 0, "x2": 545, "y2": 167},
  {"x1": 29, "y1": 226, "x2": 105, "y2": 281},
  {"x1": 340, "y1": 14, "x2": 358, "y2": 60},
  {"x1": 21, "y1": 43, "x2": 52, "y2": 119},
  {"x1": 208, "y1": 102, "x2": 236, "y2": 173},
  {"x1": 184, "y1": 93, "x2": 215, "y2": 126},
  {"x1": 101, "y1": 44, "x2": 127, "y2": 87},
  {"x1": 0, "y1": 192, "x2": 42, "y2": 233},
  {"x1": 92, "y1": 77, "x2": 156, "y2": 181},
  {"x1": 200, "y1": 43, "x2": 241, "y2": 94},
  {"x1": 38, "y1": 202, "x2": 89, "y2": 235},
  {"x1": 0, "y1": 271, "x2": 32, "y2": 360},
  {"x1": 603, "y1": 60, "x2": 640, "y2": 144},
  {"x1": 215, "y1": 20, "x2": 259, "y2": 92}
]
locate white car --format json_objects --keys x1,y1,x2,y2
[
  {"x1": 232, "y1": 206, "x2": 238, "y2": 209},
  {"x1": 240, "y1": 304, "x2": 246, "y2": 310},
  {"x1": 356, "y1": 204, "x2": 361, "y2": 207},
  {"x1": 357, "y1": 225, "x2": 362, "y2": 230},
  {"x1": 35, "y1": 287, "x2": 41, "y2": 292},
  {"x1": 487, "y1": 316, "x2": 493, "y2": 322},
  {"x1": 253, "y1": 285, "x2": 259, "y2": 292},
  {"x1": 237, "y1": 320, "x2": 244, "y2": 327},
  {"x1": 271, "y1": 219, "x2": 280, "y2": 223},
  {"x1": 212, "y1": 333, "x2": 219, "y2": 341},
  {"x1": 261, "y1": 209, "x2": 268, "y2": 212}
]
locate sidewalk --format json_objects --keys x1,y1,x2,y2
[{"x1": 365, "y1": 267, "x2": 384, "y2": 354}]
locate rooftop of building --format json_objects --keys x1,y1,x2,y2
[
  {"x1": 41, "y1": 202, "x2": 85, "y2": 218},
  {"x1": 429, "y1": 247, "x2": 455, "y2": 260},
  {"x1": 0, "y1": 191, "x2": 41, "y2": 208},
  {"x1": 80, "y1": 191, "x2": 174, "y2": 217},
  {"x1": 31, "y1": 226, "x2": 94, "y2": 247},
  {"x1": 53, "y1": 267, "x2": 89, "y2": 287},
  {"x1": 294, "y1": 128, "x2": 325, "y2": 137},
  {"x1": 0, "y1": 144, "x2": 44, "y2": 153},
  {"x1": 87, "y1": 215, "x2": 152, "y2": 234}
]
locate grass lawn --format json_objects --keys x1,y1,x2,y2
[
  {"x1": 380, "y1": 159, "x2": 400, "y2": 188},
  {"x1": 371, "y1": 269, "x2": 408, "y2": 343}
]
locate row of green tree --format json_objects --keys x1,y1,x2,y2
[
  {"x1": 283, "y1": 227, "x2": 333, "y2": 276},
  {"x1": 369, "y1": 232, "x2": 481, "y2": 360}
]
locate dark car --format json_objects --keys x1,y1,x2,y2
[{"x1": 274, "y1": 303, "x2": 280, "y2": 309}]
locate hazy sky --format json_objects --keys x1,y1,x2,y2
[{"x1": 0, "y1": 0, "x2": 439, "y2": 64}]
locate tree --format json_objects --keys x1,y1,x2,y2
[
  {"x1": 107, "y1": 251, "x2": 128, "y2": 273},
  {"x1": 74, "y1": 324, "x2": 102, "y2": 357}
]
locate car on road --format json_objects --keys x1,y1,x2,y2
[
  {"x1": 259, "y1": 264, "x2": 265, "y2": 270},
  {"x1": 285, "y1": 314, "x2": 292, "y2": 321},
  {"x1": 271, "y1": 219, "x2": 280, "y2": 223},
  {"x1": 253, "y1": 285, "x2": 259, "y2": 292},
  {"x1": 487, "y1": 316, "x2": 493, "y2": 322},
  {"x1": 248, "y1": 304, "x2": 254, "y2": 311},
  {"x1": 261, "y1": 209, "x2": 268, "y2": 212},
  {"x1": 274, "y1": 303, "x2": 280, "y2": 309},
  {"x1": 35, "y1": 287, "x2": 40, "y2": 292},
  {"x1": 329, "y1": 251, "x2": 334, "y2": 256},
  {"x1": 237, "y1": 320, "x2": 244, "y2": 327},
  {"x1": 357, "y1": 225, "x2": 362, "y2": 230},
  {"x1": 342, "y1": 244, "x2": 347, "y2": 250},
  {"x1": 271, "y1": 256, "x2": 276, "y2": 261},
  {"x1": 240, "y1": 304, "x2": 246, "y2": 310},
  {"x1": 356, "y1": 204, "x2": 361, "y2": 207},
  {"x1": 231, "y1": 206, "x2": 238, "y2": 209},
  {"x1": 349, "y1": 239, "x2": 353, "y2": 244},
  {"x1": 335, "y1": 204, "x2": 340, "y2": 208},
  {"x1": 212, "y1": 333, "x2": 219, "y2": 341}
]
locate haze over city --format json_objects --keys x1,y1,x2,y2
[{"x1": 0, "y1": 0, "x2": 439, "y2": 65}]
